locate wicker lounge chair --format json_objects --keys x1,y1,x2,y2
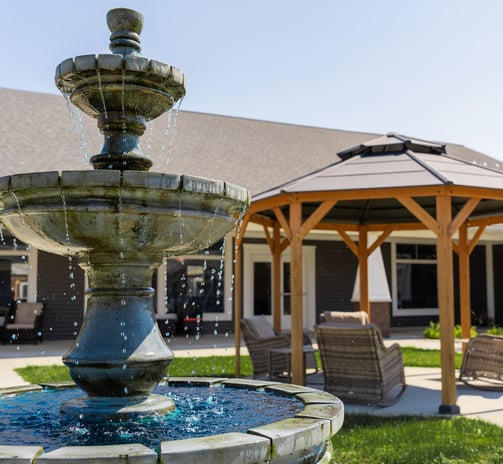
[
  {"x1": 240, "y1": 316, "x2": 317, "y2": 380},
  {"x1": 314, "y1": 323, "x2": 406, "y2": 406},
  {"x1": 459, "y1": 333, "x2": 503, "y2": 389},
  {"x1": 2, "y1": 302, "x2": 45, "y2": 344}
]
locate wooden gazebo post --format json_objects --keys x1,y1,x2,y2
[
  {"x1": 272, "y1": 223, "x2": 282, "y2": 334},
  {"x1": 358, "y1": 226, "x2": 370, "y2": 318},
  {"x1": 289, "y1": 201, "x2": 305, "y2": 385},
  {"x1": 458, "y1": 222, "x2": 471, "y2": 349},
  {"x1": 436, "y1": 194, "x2": 459, "y2": 413},
  {"x1": 233, "y1": 217, "x2": 250, "y2": 378}
]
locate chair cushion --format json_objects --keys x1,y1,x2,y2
[
  {"x1": 13, "y1": 303, "x2": 43, "y2": 325},
  {"x1": 245, "y1": 316, "x2": 277, "y2": 338},
  {"x1": 5, "y1": 323, "x2": 36, "y2": 330},
  {"x1": 323, "y1": 310, "x2": 368, "y2": 325}
]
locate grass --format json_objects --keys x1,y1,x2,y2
[
  {"x1": 12, "y1": 347, "x2": 503, "y2": 463},
  {"x1": 401, "y1": 346, "x2": 463, "y2": 369},
  {"x1": 332, "y1": 414, "x2": 503, "y2": 463},
  {"x1": 15, "y1": 347, "x2": 461, "y2": 384}
]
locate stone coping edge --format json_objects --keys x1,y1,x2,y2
[{"x1": 0, "y1": 377, "x2": 343, "y2": 464}]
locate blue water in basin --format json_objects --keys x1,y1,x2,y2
[{"x1": 0, "y1": 384, "x2": 303, "y2": 451}]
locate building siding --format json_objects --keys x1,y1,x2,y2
[
  {"x1": 313, "y1": 240, "x2": 358, "y2": 319},
  {"x1": 37, "y1": 251, "x2": 85, "y2": 340},
  {"x1": 493, "y1": 245, "x2": 503, "y2": 326}
]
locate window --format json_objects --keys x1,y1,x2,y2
[
  {"x1": 161, "y1": 240, "x2": 227, "y2": 316},
  {"x1": 283, "y1": 262, "x2": 291, "y2": 316},
  {"x1": 252, "y1": 262, "x2": 291, "y2": 316},
  {"x1": 243, "y1": 243, "x2": 316, "y2": 330},
  {"x1": 393, "y1": 243, "x2": 438, "y2": 316}
]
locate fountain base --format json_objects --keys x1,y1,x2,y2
[{"x1": 60, "y1": 393, "x2": 175, "y2": 420}]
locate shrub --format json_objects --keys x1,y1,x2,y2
[
  {"x1": 486, "y1": 326, "x2": 503, "y2": 336},
  {"x1": 423, "y1": 321, "x2": 477, "y2": 339}
]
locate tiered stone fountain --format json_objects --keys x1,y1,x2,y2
[{"x1": 0, "y1": 8, "x2": 343, "y2": 463}]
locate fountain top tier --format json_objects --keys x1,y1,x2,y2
[{"x1": 55, "y1": 8, "x2": 186, "y2": 171}]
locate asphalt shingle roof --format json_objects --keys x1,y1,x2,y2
[{"x1": 1, "y1": 88, "x2": 501, "y2": 198}]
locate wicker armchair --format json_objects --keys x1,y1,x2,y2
[
  {"x1": 459, "y1": 334, "x2": 503, "y2": 388},
  {"x1": 2, "y1": 302, "x2": 45, "y2": 344},
  {"x1": 314, "y1": 323, "x2": 406, "y2": 406},
  {"x1": 240, "y1": 316, "x2": 317, "y2": 380}
]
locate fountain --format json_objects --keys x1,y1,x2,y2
[{"x1": 0, "y1": 8, "x2": 343, "y2": 463}]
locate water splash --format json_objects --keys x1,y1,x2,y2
[
  {"x1": 96, "y1": 66, "x2": 108, "y2": 120},
  {"x1": 206, "y1": 197, "x2": 223, "y2": 249},
  {"x1": 177, "y1": 193, "x2": 184, "y2": 246},
  {"x1": 117, "y1": 179, "x2": 125, "y2": 255},
  {"x1": 61, "y1": 85, "x2": 90, "y2": 167},
  {"x1": 11, "y1": 192, "x2": 25, "y2": 224},
  {"x1": 59, "y1": 186, "x2": 78, "y2": 306},
  {"x1": 159, "y1": 96, "x2": 183, "y2": 170}
]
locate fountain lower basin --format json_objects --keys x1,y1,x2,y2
[{"x1": 0, "y1": 378, "x2": 343, "y2": 463}]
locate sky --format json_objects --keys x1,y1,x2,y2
[{"x1": 3, "y1": 0, "x2": 503, "y2": 159}]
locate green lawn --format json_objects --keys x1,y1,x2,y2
[
  {"x1": 332, "y1": 414, "x2": 503, "y2": 464},
  {"x1": 15, "y1": 347, "x2": 461, "y2": 385}
]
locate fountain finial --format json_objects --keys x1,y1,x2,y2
[
  {"x1": 55, "y1": 7, "x2": 185, "y2": 171},
  {"x1": 107, "y1": 8, "x2": 143, "y2": 56}
]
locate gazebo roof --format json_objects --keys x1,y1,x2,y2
[{"x1": 251, "y1": 133, "x2": 503, "y2": 226}]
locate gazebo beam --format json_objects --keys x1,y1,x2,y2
[
  {"x1": 273, "y1": 207, "x2": 292, "y2": 241},
  {"x1": 449, "y1": 198, "x2": 480, "y2": 236},
  {"x1": 397, "y1": 196, "x2": 440, "y2": 234},
  {"x1": 299, "y1": 200, "x2": 337, "y2": 239},
  {"x1": 335, "y1": 226, "x2": 359, "y2": 257}
]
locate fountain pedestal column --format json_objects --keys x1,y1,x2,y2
[{"x1": 61, "y1": 252, "x2": 175, "y2": 417}]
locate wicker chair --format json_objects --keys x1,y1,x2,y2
[
  {"x1": 459, "y1": 334, "x2": 503, "y2": 388},
  {"x1": 2, "y1": 302, "x2": 45, "y2": 344},
  {"x1": 314, "y1": 323, "x2": 406, "y2": 406},
  {"x1": 240, "y1": 316, "x2": 317, "y2": 380}
]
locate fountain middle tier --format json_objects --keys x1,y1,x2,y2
[{"x1": 0, "y1": 170, "x2": 249, "y2": 257}]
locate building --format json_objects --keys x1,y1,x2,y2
[{"x1": 1, "y1": 87, "x2": 502, "y2": 340}]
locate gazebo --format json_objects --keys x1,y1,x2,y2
[{"x1": 234, "y1": 133, "x2": 503, "y2": 413}]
